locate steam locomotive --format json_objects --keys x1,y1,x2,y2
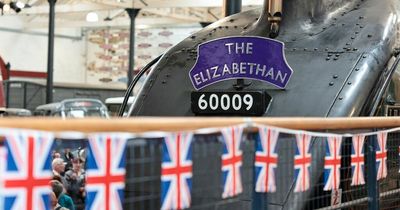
[{"x1": 124, "y1": 0, "x2": 400, "y2": 209}]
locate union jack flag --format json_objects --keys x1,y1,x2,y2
[
  {"x1": 161, "y1": 132, "x2": 193, "y2": 210},
  {"x1": 0, "y1": 146, "x2": 6, "y2": 210},
  {"x1": 323, "y1": 136, "x2": 342, "y2": 191},
  {"x1": 0, "y1": 145, "x2": 5, "y2": 175},
  {"x1": 294, "y1": 133, "x2": 312, "y2": 192},
  {"x1": 254, "y1": 125, "x2": 279, "y2": 193},
  {"x1": 351, "y1": 134, "x2": 365, "y2": 186},
  {"x1": 376, "y1": 131, "x2": 387, "y2": 180},
  {"x1": 1, "y1": 130, "x2": 54, "y2": 210},
  {"x1": 86, "y1": 133, "x2": 130, "y2": 210},
  {"x1": 221, "y1": 126, "x2": 244, "y2": 198}
]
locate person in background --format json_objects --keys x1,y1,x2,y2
[
  {"x1": 50, "y1": 191, "x2": 58, "y2": 209},
  {"x1": 64, "y1": 157, "x2": 85, "y2": 210},
  {"x1": 52, "y1": 158, "x2": 67, "y2": 185},
  {"x1": 52, "y1": 151, "x2": 61, "y2": 159},
  {"x1": 50, "y1": 180, "x2": 75, "y2": 210},
  {"x1": 50, "y1": 190, "x2": 69, "y2": 210},
  {"x1": 64, "y1": 148, "x2": 73, "y2": 171},
  {"x1": 52, "y1": 175, "x2": 63, "y2": 185}
]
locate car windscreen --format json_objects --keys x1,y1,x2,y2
[{"x1": 61, "y1": 101, "x2": 108, "y2": 118}]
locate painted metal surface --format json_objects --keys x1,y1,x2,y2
[
  {"x1": 128, "y1": 0, "x2": 400, "y2": 208},
  {"x1": 130, "y1": 0, "x2": 400, "y2": 118},
  {"x1": 189, "y1": 36, "x2": 293, "y2": 90}
]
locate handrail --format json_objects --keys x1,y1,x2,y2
[
  {"x1": 119, "y1": 54, "x2": 163, "y2": 117},
  {"x1": 1, "y1": 117, "x2": 400, "y2": 133}
]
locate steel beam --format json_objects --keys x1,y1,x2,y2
[
  {"x1": 126, "y1": 8, "x2": 140, "y2": 88},
  {"x1": 46, "y1": 0, "x2": 56, "y2": 103}
]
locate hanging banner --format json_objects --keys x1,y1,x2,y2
[
  {"x1": 254, "y1": 125, "x2": 279, "y2": 193},
  {"x1": 376, "y1": 131, "x2": 388, "y2": 180},
  {"x1": 2, "y1": 130, "x2": 54, "y2": 210},
  {"x1": 294, "y1": 133, "x2": 312, "y2": 192},
  {"x1": 86, "y1": 133, "x2": 130, "y2": 210},
  {"x1": 1, "y1": 121, "x2": 400, "y2": 210},
  {"x1": 221, "y1": 126, "x2": 244, "y2": 198},
  {"x1": 351, "y1": 134, "x2": 365, "y2": 186},
  {"x1": 161, "y1": 132, "x2": 193, "y2": 210},
  {"x1": 0, "y1": 146, "x2": 6, "y2": 210},
  {"x1": 324, "y1": 136, "x2": 342, "y2": 191}
]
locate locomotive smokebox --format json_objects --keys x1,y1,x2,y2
[{"x1": 126, "y1": 0, "x2": 400, "y2": 209}]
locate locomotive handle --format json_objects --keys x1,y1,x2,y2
[
  {"x1": 118, "y1": 55, "x2": 163, "y2": 117},
  {"x1": 237, "y1": 0, "x2": 275, "y2": 37}
]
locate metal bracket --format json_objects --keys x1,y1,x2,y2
[{"x1": 268, "y1": 0, "x2": 282, "y2": 38}]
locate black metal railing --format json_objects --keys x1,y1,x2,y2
[
  {"x1": 48, "y1": 130, "x2": 400, "y2": 210},
  {"x1": 2, "y1": 118, "x2": 400, "y2": 210}
]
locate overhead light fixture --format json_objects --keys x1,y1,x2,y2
[
  {"x1": 86, "y1": 12, "x2": 99, "y2": 22},
  {"x1": 0, "y1": 1, "x2": 26, "y2": 15},
  {"x1": 3, "y1": 3, "x2": 10, "y2": 12},
  {"x1": 16, "y1": 1, "x2": 24, "y2": 9},
  {"x1": 10, "y1": 2, "x2": 21, "y2": 13}
]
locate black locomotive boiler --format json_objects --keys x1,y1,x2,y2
[{"x1": 123, "y1": 0, "x2": 400, "y2": 209}]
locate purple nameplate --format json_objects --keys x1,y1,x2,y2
[{"x1": 189, "y1": 36, "x2": 293, "y2": 90}]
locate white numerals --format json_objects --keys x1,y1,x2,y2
[
  {"x1": 198, "y1": 94, "x2": 208, "y2": 110},
  {"x1": 209, "y1": 94, "x2": 218, "y2": 110},
  {"x1": 232, "y1": 94, "x2": 242, "y2": 110},
  {"x1": 198, "y1": 94, "x2": 254, "y2": 111},
  {"x1": 243, "y1": 94, "x2": 253, "y2": 110},
  {"x1": 220, "y1": 94, "x2": 230, "y2": 110}
]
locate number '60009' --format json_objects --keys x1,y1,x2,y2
[{"x1": 198, "y1": 94, "x2": 253, "y2": 111}]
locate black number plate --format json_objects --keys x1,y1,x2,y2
[{"x1": 191, "y1": 91, "x2": 271, "y2": 116}]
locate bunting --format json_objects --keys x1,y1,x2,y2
[
  {"x1": 0, "y1": 145, "x2": 5, "y2": 174},
  {"x1": 294, "y1": 133, "x2": 312, "y2": 192},
  {"x1": 376, "y1": 131, "x2": 388, "y2": 180},
  {"x1": 86, "y1": 133, "x2": 130, "y2": 210},
  {"x1": 2, "y1": 130, "x2": 54, "y2": 210},
  {"x1": 221, "y1": 126, "x2": 244, "y2": 198},
  {"x1": 161, "y1": 132, "x2": 193, "y2": 210},
  {"x1": 254, "y1": 126, "x2": 279, "y2": 193},
  {"x1": 351, "y1": 134, "x2": 366, "y2": 186},
  {"x1": 0, "y1": 146, "x2": 6, "y2": 210},
  {"x1": 323, "y1": 136, "x2": 342, "y2": 191},
  {"x1": 0, "y1": 122, "x2": 399, "y2": 209}
]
